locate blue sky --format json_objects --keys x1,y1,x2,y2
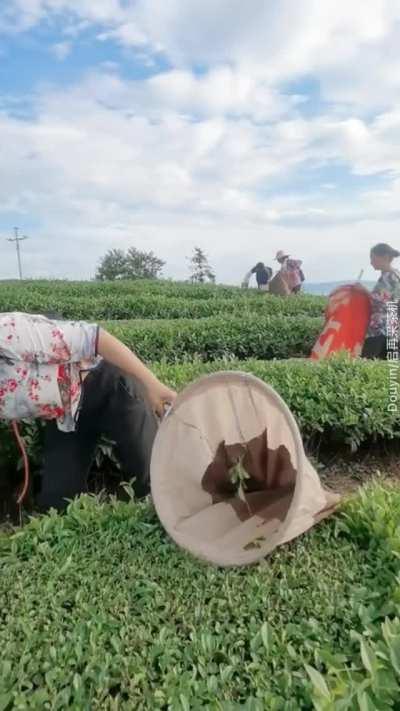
[
  {"x1": 0, "y1": 27, "x2": 169, "y2": 101},
  {"x1": 1, "y1": 0, "x2": 399, "y2": 283}
]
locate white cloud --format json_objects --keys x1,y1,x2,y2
[
  {"x1": 2, "y1": 0, "x2": 400, "y2": 111},
  {"x1": 279, "y1": 112, "x2": 400, "y2": 176},
  {"x1": 146, "y1": 67, "x2": 298, "y2": 121},
  {"x1": 2, "y1": 1, "x2": 400, "y2": 117},
  {"x1": 1, "y1": 66, "x2": 400, "y2": 283},
  {"x1": 50, "y1": 41, "x2": 72, "y2": 61},
  {"x1": 120, "y1": 0, "x2": 400, "y2": 112},
  {"x1": 0, "y1": 0, "x2": 125, "y2": 32}
]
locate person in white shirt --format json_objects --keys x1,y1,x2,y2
[{"x1": 0, "y1": 312, "x2": 176, "y2": 511}]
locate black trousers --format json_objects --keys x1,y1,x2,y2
[
  {"x1": 35, "y1": 362, "x2": 158, "y2": 512},
  {"x1": 362, "y1": 335, "x2": 387, "y2": 359}
]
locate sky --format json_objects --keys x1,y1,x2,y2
[{"x1": 0, "y1": 1, "x2": 400, "y2": 284}]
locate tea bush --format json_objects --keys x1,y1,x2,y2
[
  {"x1": 155, "y1": 354, "x2": 400, "y2": 450},
  {"x1": 0, "y1": 294, "x2": 325, "y2": 321},
  {"x1": 305, "y1": 482, "x2": 400, "y2": 709},
  {"x1": 0, "y1": 278, "x2": 256, "y2": 300},
  {"x1": 0, "y1": 283, "x2": 326, "y2": 320},
  {"x1": 104, "y1": 315, "x2": 323, "y2": 362},
  {"x1": 0, "y1": 278, "x2": 327, "y2": 304},
  {"x1": 1, "y1": 482, "x2": 399, "y2": 709}
]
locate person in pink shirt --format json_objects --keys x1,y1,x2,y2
[{"x1": 275, "y1": 250, "x2": 305, "y2": 294}]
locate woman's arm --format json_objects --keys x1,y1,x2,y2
[{"x1": 97, "y1": 328, "x2": 176, "y2": 416}]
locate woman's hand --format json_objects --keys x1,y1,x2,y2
[
  {"x1": 97, "y1": 329, "x2": 177, "y2": 416},
  {"x1": 146, "y1": 380, "x2": 177, "y2": 418}
]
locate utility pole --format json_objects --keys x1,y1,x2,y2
[{"x1": 7, "y1": 227, "x2": 28, "y2": 280}]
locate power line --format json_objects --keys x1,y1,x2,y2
[{"x1": 7, "y1": 227, "x2": 29, "y2": 280}]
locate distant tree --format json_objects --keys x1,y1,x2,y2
[
  {"x1": 96, "y1": 247, "x2": 165, "y2": 281},
  {"x1": 125, "y1": 247, "x2": 165, "y2": 280},
  {"x1": 95, "y1": 249, "x2": 128, "y2": 281},
  {"x1": 188, "y1": 247, "x2": 216, "y2": 284}
]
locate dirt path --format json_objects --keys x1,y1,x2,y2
[{"x1": 318, "y1": 453, "x2": 400, "y2": 496}]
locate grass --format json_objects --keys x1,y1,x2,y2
[{"x1": 1, "y1": 482, "x2": 400, "y2": 709}]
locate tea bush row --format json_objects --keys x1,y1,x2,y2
[
  {"x1": 104, "y1": 315, "x2": 323, "y2": 362},
  {"x1": 155, "y1": 354, "x2": 400, "y2": 451},
  {"x1": 0, "y1": 289, "x2": 326, "y2": 320},
  {"x1": 0, "y1": 278, "x2": 255, "y2": 300},
  {"x1": 1, "y1": 356, "x2": 398, "y2": 478},
  {"x1": 0, "y1": 278, "x2": 327, "y2": 305}
]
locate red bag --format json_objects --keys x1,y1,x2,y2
[{"x1": 310, "y1": 284, "x2": 371, "y2": 360}]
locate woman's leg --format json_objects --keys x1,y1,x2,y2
[
  {"x1": 36, "y1": 364, "x2": 107, "y2": 512},
  {"x1": 36, "y1": 420, "x2": 97, "y2": 511},
  {"x1": 97, "y1": 367, "x2": 158, "y2": 498},
  {"x1": 79, "y1": 361, "x2": 158, "y2": 498},
  {"x1": 36, "y1": 361, "x2": 158, "y2": 510}
]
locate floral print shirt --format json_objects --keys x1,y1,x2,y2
[
  {"x1": 0, "y1": 313, "x2": 100, "y2": 431},
  {"x1": 367, "y1": 270, "x2": 400, "y2": 338}
]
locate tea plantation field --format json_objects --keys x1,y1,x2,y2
[{"x1": 1, "y1": 279, "x2": 399, "y2": 709}]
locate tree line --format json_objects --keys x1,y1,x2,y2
[{"x1": 96, "y1": 246, "x2": 216, "y2": 284}]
